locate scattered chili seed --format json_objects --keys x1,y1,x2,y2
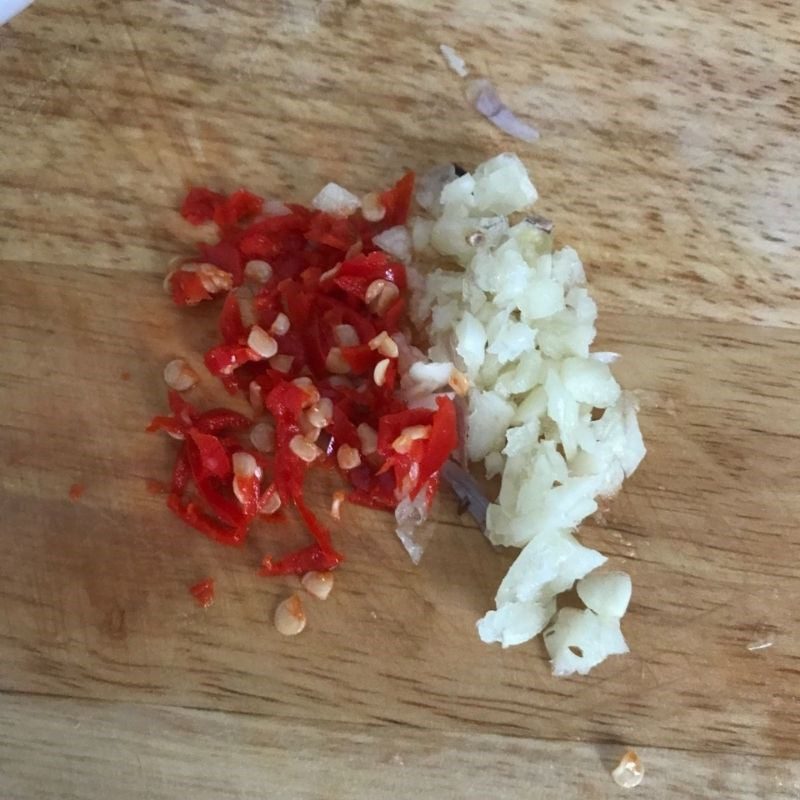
[
  {"x1": 274, "y1": 594, "x2": 306, "y2": 636},
  {"x1": 301, "y1": 570, "x2": 334, "y2": 600},
  {"x1": 163, "y1": 358, "x2": 199, "y2": 392}
]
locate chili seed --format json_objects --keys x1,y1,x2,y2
[
  {"x1": 244, "y1": 259, "x2": 273, "y2": 283},
  {"x1": 197, "y1": 263, "x2": 234, "y2": 294},
  {"x1": 612, "y1": 750, "x2": 644, "y2": 789},
  {"x1": 307, "y1": 397, "x2": 333, "y2": 428},
  {"x1": 250, "y1": 422, "x2": 275, "y2": 453},
  {"x1": 373, "y1": 358, "x2": 390, "y2": 387},
  {"x1": 269, "y1": 354, "x2": 294, "y2": 373},
  {"x1": 274, "y1": 594, "x2": 306, "y2": 636},
  {"x1": 365, "y1": 279, "x2": 399, "y2": 315},
  {"x1": 326, "y1": 347, "x2": 351, "y2": 375},
  {"x1": 368, "y1": 331, "x2": 399, "y2": 358},
  {"x1": 357, "y1": 423, "x2": 378, "y2": 455},
  {"x1": 361, "y1": 192, "x2": 386, "y2": 222},
  {"x1": 270, "y1": 312, "x2": 290, "y2": 336},
  {"x1": 336, "y1": 444, "x2": 361, "y2": 470},
  {"x1": 334, "y1": 324, "x2": 359, "y2": 347},
  {"x1": 163, "y1": 358, "x2": 199, "y2": 391},
  {"x1": 247, "y1": 326, "x2": 278, "y2": 359},
  {"x1": 392, "y1": 424, "x2": 432, "y2": 454},
  {"x1": 260, "y1": 488, "x2": 281, "y2": 516},
  {"x1": 289, "y1": 435, "x2": 322, "y2": 463},
  {"x1": 301, "y1": 571, "x2": 334, "y2": 600}
]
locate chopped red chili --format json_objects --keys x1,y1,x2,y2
[
  {"x1": 149, "y1": 170, "x2": 458, "y2": 578},
  {"x1": 189, "y1": 577, "x2": 215, "y2": 608}
]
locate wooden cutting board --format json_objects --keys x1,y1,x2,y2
[{"x1": 1, "y1": 1, "x2": 799, "y2": 797}]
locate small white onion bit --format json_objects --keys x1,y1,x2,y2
[
  {"x1": 301, "y1": 571, "x2": 334, "y2": 600},
  {"x1": 163, "y1": 359, "x2": 199, "y2": 391},
  {"x1": 274, "y1": 594, "x2": 306, "y2": 636}
]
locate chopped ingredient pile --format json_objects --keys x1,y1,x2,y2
[{"x1": 148, "y1": 172, "x2": 459, "y2": 578}]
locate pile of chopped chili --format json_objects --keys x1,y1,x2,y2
[{"x1": 148, "y1": 173, "x2": 457, "y2": 577}]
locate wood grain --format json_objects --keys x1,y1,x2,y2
[
  {"x1": 2, "y1": 693, "x2": 800, "y2": 800},
  {"x1": 1, "y1": 0, "x2": 799, "y2": 796}
]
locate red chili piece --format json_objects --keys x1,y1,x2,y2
[{"x1": 189, "y1": 577, "x2": 215, "y2": 608}]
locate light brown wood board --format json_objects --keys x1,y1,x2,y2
[{"x1": 1, "y1": 0, "x2": 799, "y2": 796}]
